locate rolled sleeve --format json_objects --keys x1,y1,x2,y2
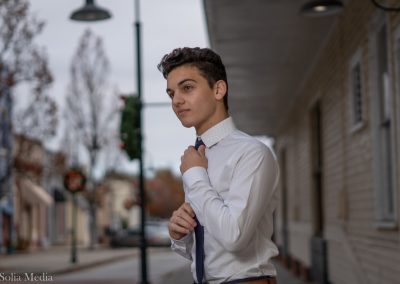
[{"x1": 171, "y1": 233, "x2": 193, "y2": 261}]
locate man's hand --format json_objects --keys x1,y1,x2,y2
[
  {"x1": 168, "y1": 202, "x2": 197, "y2": 240},
  {"x1": 180, "y1": 145, "x2": 207, "y2": 174}
]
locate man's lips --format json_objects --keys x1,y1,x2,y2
[{"x1": 177, "y1": 109, "x2": 190, "y2": 116}]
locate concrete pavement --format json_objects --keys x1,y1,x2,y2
[
  {"x1": 160, "y1": 260, "x2": 309, "y2": 284},
  {"x1": 0, "y1": 246, "x2": 138, "y2": 275},
  {"x1": 0, "y1": 246, "x2": 309, "y2": 283}
]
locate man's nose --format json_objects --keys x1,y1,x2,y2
[{"x1": 172, "y1": 92, "x2": 184, "y2": 105}]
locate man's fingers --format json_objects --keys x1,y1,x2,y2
[
  {"x1": 169, "y1": 212, "x2": 195, "y2": 239},
  {"x1": 184, "y1": 146, "x2": 195, "y2": 154},
  {"x1": 197, "y1": 145, "x2": 206, "y2": 156},
  {"x1": 174, "y1": 215, "x2": 195, "y2": 231},
  {"x1": 169, "y1": 221, "x2": 190, "y2": 235},
  {"x1": 173, "y1": 208, "x2": 196, "y2": 228},
  {"x1": 169, "y1": 202, "x2": 198, "y2": 239},
  {"x1": 182, "y1": 202, "x2": 195, "y2": 217}
]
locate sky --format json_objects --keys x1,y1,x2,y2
[{"x1": 19, "y1": 0, "x2": 209, "y2": 176}]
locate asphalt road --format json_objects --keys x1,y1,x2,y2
[{"x1": 53, "y1": 248, "x2": 192, "y2": 284}]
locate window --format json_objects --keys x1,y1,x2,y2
[
  {"x1": 349, "y1": 50, "x2": 364, "y2": 130},
  {"x1": 369, "y1": 17, "x2": 397, "y2": 227}
]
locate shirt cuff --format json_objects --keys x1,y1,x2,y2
[
  {"x1": 182, "y1": 166, "x2": 209, "y2": 193},
  {"x1": 171, "y1": 233, "x2": 193, "y2": 261},
  {"x1": 170, "y1": 232, "x2": 192, "y2": 243}
]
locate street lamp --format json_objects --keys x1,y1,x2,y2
[
  {"x1": 69, "y1": 1, "x2": 148, "y2": 283},
  {"x1": 70, "y1": 0, "x2": 111, "y2": 21},
  {"x1": 300, "y1": 0, "x2": 344, "y2": 17},
  {"x1": 300, "y1": 0, "x2": 400, "y2": 17}
]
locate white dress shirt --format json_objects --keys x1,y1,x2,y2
[{"x1": 171, "y1": 117, "x2": 280, "y2": 283}]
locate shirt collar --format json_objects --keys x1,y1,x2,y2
[{"x1": 198, "y1": 117, "x2": 236, "y2": 148}]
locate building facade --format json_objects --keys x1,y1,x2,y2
[
  {"x1": 203, "y1": 0, "x2": 400, "y2": 283},
  {"x1": 102, "y1": 172, "x2": 139, "y2": 232},
  {"x1": 43, "y1": 150, "x2": 68, "y2": 245},
  {"x1": 273, "y1": 3, "x2": 400, "y2": 284},
  {"x1": 13, "y1": 135, "x2": 53, "y2": 250}
]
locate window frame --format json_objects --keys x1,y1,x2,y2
[
  {"x1": 368, "y1": 13, "x2": 398, "y2": 229},
  {"x1": 348, "y1": 48, "x2": 365, "y2": 133}
]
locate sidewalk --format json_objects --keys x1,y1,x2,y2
[
  {"x1": 0, "y1": 246, "x2": 137, "y2": 275},
  {"x1": 274, "y1": 260, "x2": 310, "y2": 284},
  {"x1": 161, "y1": 260, "x2": 309, "y2": 284},
  {"x1": 0, "y1": 246, "x2": 308, "y2": 284}
]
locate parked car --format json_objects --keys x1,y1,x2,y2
[{"x1": 110, "y1": 220, "x2": 170, "y2": 248}]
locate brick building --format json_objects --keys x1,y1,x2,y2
[{"x1": 13, "y1": 135, "x2": 53, "y2": 250}]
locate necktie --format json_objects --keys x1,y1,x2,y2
[
  {"x1": 195, "y1": 137, "x2": 205, "y2": 151},
  {"x1": 194, "y1": 137, "x2": 205, "y2": 283}
]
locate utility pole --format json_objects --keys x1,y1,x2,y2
[
  {"x1": 134, "y1": 0, "x2": 148, "y2": 281},
  {"x1": 70, "y1": 1, "x2": 148, "y2": 282}
]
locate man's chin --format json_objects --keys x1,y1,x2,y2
[
  {"x1": 180, "y1": 121, "x2": 194, "y2": 129},
  {"x1": 177, "y1": 116, "x2": 198, "y2": 129}
]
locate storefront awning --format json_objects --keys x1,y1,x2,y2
[{"x1": 20, "y1": 178, "x2": 53, "y2": 207}]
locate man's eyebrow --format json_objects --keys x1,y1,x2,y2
[
  {"x1": 177, "y1": 78, "x2": 196, "y2": 86},
  {"x1": 166, "y1": 78, "x2": 197, "y2": 93}
]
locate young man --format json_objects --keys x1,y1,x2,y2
[{"x1": 158, "y1": 47, "x2": 279, "y2": 284}]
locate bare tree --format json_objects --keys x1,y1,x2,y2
[
  {"x1": 0, "y1": 0, "x2": 52, "y2": 97},
  {"x1": 0, "y1": 0, "x2": 57, "y2": 141},
  {"x1": 0, "y1": 0, "x2": 56, "y2": 202},
  {"x1": 13, "y1": 93, "x2": 58, "y2": 141},
  {"x1": 64, "y1": 28, "x2": 119, "y2": 249}
]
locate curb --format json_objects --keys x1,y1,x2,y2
[
  {"x1": 53, "y1": 251, "x2": 138, "y2": 275},
  {"x1": 0, "y1": 249, "x2": 138, "y2": 276}
]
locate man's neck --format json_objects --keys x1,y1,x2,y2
[{"x1": 196, "y1": 113, "x2": 230, "y2": 136}]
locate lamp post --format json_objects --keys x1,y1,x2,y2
[
  {"x1": 133, "y1": 1, "x2": 149, "y2": 281},
  {"x1": 70, "y1": 1, "x2": 148, "y2": 283},
  {"x1": 64, "y1": 168, "x2": 87, "y2": 264},
  {"x1": 71, "y1": 193, "x2": 78, "y2": 263}
]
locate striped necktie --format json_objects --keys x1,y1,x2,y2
[{"x1": 194, "y1": 137, "x2": 205, "y2": 283}]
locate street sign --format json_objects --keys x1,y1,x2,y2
[{"x1": 64, "y1": 168, "x2": 86, "y2": 193}]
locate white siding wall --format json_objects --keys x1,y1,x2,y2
[{"x1": 275, "y1": 1, "x2": 400, "y2": 283}]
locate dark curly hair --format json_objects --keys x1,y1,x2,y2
[{"x1": 157, "y1": 47, "x2": 228, "y2": 110}]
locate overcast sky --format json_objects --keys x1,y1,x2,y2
[{"x1": 20, "y1": 0, "x2": 209, "y2": 176}]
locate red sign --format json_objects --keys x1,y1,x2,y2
[{"x1": 64, "y1": 168, "x2": 86, "y2": 193}]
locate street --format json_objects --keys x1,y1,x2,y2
[
  {"x1": 0, "y1": 246, "x2": 308, "y2": 284},
  {"x1": 53, "y1": 248, "x2": 191, "y2": 284},
  {"x1": 53, "y1": 252, "x2": 307, "y2": 284}
]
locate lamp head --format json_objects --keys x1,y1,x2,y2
[
  {"x1": 70, "y1": 0, "x2": 112, "y2": 22},
  {"x1": 301, "y1": 0, "x2": 344, "y2": 17}
]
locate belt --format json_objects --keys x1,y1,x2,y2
[
  {"x1": 222, "y1": 276, "x2": 277, "y2": 284},
  {"x1": 195, "y1": 275, "x2": 277, "y2": 284}
]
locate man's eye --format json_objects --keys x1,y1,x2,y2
[
  {"x1": 183, "y1": 85, "x2": 193, "y2": 91},
  {"x1": 167, "y1": 92, "x2": 174, "y2": 99}
]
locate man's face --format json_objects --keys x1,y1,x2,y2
[{"x1": 166, "y1": 65, "x2": 219, "y2": 134}]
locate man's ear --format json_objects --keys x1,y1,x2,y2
[{"x1": 214, "y1": 80, "x2": 227, "y2": 101}]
